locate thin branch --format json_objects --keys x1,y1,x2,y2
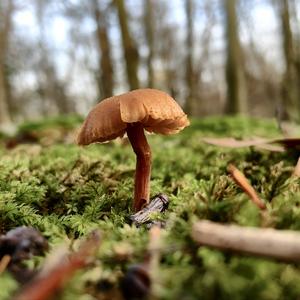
[
  {"x1": 192, "y1": 220, "x2": 300, "y2": 262},
  {"x1": 0, "y1": 255, "x2": 11, "y2": 274},
  {"x1": 228, "y1": 164, "x2": 266, "y2": 210},
  {"x1": 293, "y1": 156, "x2": 300, "y2": 177},
  {"x1": 148, "y1": 226, "x2": 161, "y2": 300}
]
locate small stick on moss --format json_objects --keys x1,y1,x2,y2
[
  {"x1": 293, "y1": 157, "x2": 300, "y2": 177},
  {"x1": 13, "y1": 230, "x2": 101, "y2": 300},
  {"x1": 148, "y1": 226, "x2": 162, "y2": 300},
  {"x1": 0, "y1": 255, "x2": 11, "y2": 274},
  {"x1": 228, "y1": 164, "x2": 266, "y2": 210},
  {"x1": 148, "y1": 226, "x2": 161, "y2": 275},
  {"x1": 121, "y1": 226, "x2": 162, "y2": 300},
  {"x1": 192, "y1": 220, "x2": 300, "y2": 262}
]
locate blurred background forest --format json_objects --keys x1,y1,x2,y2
[{"x1": 0, "y1": 0, "x2": 300, "y2": 131}]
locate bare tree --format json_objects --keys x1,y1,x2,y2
[
  {"x1": 224, "y1": 0, "x2": 248, "y2": 114},
  {"x1": 0, "y1": 0, "x2": 13, "y2": 125},
  {"x1": 239, "y1": 0, "x2": 281, "y2": 117},
  {"x1": 157, "y1": 25, "x2": 179, "y2": 98},
  {"x1": 35, "y1": 0, "x2": 70, "y2": 115},
  {"x1": 184, "y1": 0, "x2": 196, "y2": 116},
  {"x1": 152, "y1": 1, "x2": 183, "y2": 99},
  {"x1": 275, "y1": 0, "x2": 300, "y2": 121},
  {"x1": 143, "y1": 0, "x2": 154, "y2": 88},
  {"x1": 113, "y1": 0, "x2": 139, "y2": 90},
  {"x1": 91, "y1": 0, "x2": 114, "y2": 99}
]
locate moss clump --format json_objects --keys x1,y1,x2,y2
[
  {"x1": 17, "y1": 114, "x2": 83, "y2": 133},
  {"x1": 0, "y1": 116, "x2": 300, "y2": 300}
]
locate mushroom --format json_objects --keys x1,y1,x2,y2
[{"x1": 77, "y1": 88, "x2": 189, "y2": 212}]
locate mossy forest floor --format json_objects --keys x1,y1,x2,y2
[{"x1": 1, "y1": 116, "x2": 300, "y2": 300}]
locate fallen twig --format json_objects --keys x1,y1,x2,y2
[
  {"x1": 14, "y1": 230, "x2": 101, "y2": 300},
  {"x1": 148, "y1": 226, "x2": 161, "y2": 274},
  {"x1": 228, "y1": 164, "x2": 266, "y2": 210},
  {"x1": 120, "y1": 226, "x2": 162, "y2": 300},
  {"x1": 192, "y1": 220, "x2": 300, "y2": 262},
  {"x1": 148, "y1": 226, "x2": 162, "y2": 300},
  {"x1": 0, "y1": 255, "x2": 11, "y2": 274},
  {"x1": 293, "y1": 157, "x2": 300, "y2": 177}
]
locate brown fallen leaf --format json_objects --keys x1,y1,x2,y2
[
  {"x1": 13, "y1": 230, "x2": 101, "y2": 300},
  {"x1": 202, "y1": 137, "x2": 269, "y2": 148},
  {"x1": 249, "y1": 143, "x2": 285, "y2": 152},
  {"x1": 202, "y1": 137, "x2": 300, "y2": 152},
  {"x1": 228, "y1": 164, "x2": 266, "y2": 210}
]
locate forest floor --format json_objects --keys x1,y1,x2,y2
[{"x1": 1, "y1": 115, "x2": 300, "y2": 300}]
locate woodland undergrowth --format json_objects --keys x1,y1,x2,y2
[{"x1": 0, "y1": 116, "x2": 300, "y2": 300}]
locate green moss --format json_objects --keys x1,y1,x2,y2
[
  {"x1": 0, "y1": 116, "x2": 299, "y2": 299},
  {"x1": 17, "y1": 114, "x2": 83, "y2": 133}
]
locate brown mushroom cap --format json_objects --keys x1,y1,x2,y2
[{"x1": 77, "y1": 88, "x2": 190, "y2": 145}]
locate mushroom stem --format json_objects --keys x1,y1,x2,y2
[{"x1": 127, "y1": 123, "x2": 152, "y2": 212}]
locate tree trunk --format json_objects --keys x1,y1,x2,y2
[
  {"x1": 184, "y1": 0, "x2": 196, "y2": 116},
  {"x1": 224, "y1": 0, "x2": 247, "y2": 114},
  {"x1": 36, "y1": 0, "x2": 70, "y2": 115},
  {"x1": 294, "y1": 1, "x2": 300, "y2": 112},
  {"x1": 113, "y1": 0, "x2": 139, "y2": 90},
  {"x1": 278, "y1": 0, "x2": 299, "y2": 121},
  {"x1": 0, "y1": 66, "x2": 11, "y2": 124},
  {"x1": 143, "y1": 0, "x2": 154, "y2": 88},
  {"x1": 0, "y1": 0, "x2": 13, "y2": 125},
  {"x1": 92, "y1": 0, "x2": 114, "y2": 99}
]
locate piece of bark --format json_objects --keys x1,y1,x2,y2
[
  {"x1": 228, "y1": 164, "x2": 266, "y2": 210},
  {"x1": 192, "y1": 220, "x2": 300, "y2": 262},
  {"x1": 130, "y1": 194, "x2": 169, "y2": 226},
  {"x1": 13, "y1": 230, "x2": 101, "y2": 300}
]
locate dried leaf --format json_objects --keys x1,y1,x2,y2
[
  {"x1": 202, "y1": 137, "x2": 300, "y2": 152},
  {"x1": 202, "y1": 137, "x2": 270, "y2": 148}
]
